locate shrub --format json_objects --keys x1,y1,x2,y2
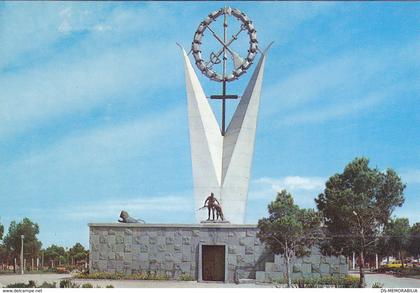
[
  {"x1": 374, "y1": 266, "x2": 420, "y2": 277},
  {"x1": 76, "y1": 271, "x2": 169, "y2": 281},
  {"x1": 6, "y1": 281, "x2": 57, "y2": 288},
  {"x1": 59, "y1": 279, "x2": 80, "y2": 288},
  {"x1": 76, "y1": 272, "x2": 125, "y2": 280},
  {"x1": 81, "y1": 283, "x2": 94, "y2": 288},
  {"x1": 39, "y1": 281, "x2": 57, "y2": 288},
  {"x1": 5, "y1": 281, "x2": 37, "y2": 288},
  {"x1": 343, "y1": 275, "x2": 360, "y2": 288},
  {"x1": 372, "y1": 282, "x2": 384, "y2": 288},
  {"x1": 144, "y1": 271, "x2": 169, "y2": 281},
  {"x1": 276, "y1": 275, "x2": 360, "y2": 288},
  {"x1": 129, "y1": 271, "x2": 169, "y2": 280},
  {"x1": 6, "y1": 282, "x2": 31, "y2": 288},
  {"x1": 395, "y1": 267, "x2": 420, "y2": 277},
  {"x1": 178, "y1": 273, "x2": 195, "y2": 281},
  {"x1": 106, "y1": 285, "x2": 114, "y2": 288}
]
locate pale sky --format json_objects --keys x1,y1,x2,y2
[{"x1": 1, "y1": 2, "x2": 419, "y2": 248}]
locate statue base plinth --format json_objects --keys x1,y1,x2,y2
[{"x1": 200, "y1": 220, "x2": 231, "y2": 224}]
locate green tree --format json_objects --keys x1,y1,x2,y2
[
  {"x1": 58, "y1": 255, "x2": 67, "y2": 266},
  {"x1": 0, "y1": 244, "x2": 8, "y2": 269},
  {"x1": 384, "y1": 218, "x2": 410, "y2": 268},
  {"x1": 316, "y1": 157, "x2": 405, "y2": 287},
  {"x1": 68, "y1": 243, "x2": 88, "y2": 265},
  {"x1": 44, "y1": 245, "x2": 66, "y2": 267},
  {"x1": 0, "y1": 220, "x2": 4, "y2": 267},
  {"x1": 0, "y1": 221, "x2": 3, "y2": 240},
  {"x1": 409, "y1": 223, "x2": 420, "y2": 263},
  {"x1": 257, "y1": 190, "x2": 321, "y2": 287},
  {"x1": 3, "y1": 218, "x2": 42, "y2": 272},
  {"x1": 375, "y1": 234, "x2": 391, "y2": 265}
]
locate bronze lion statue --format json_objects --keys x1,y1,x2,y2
[{"x1": 118, "y1": 210, "x2": 145, "y2": 223}]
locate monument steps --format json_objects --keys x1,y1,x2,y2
[{"x1": 254, "y1": 251, "x2": 349, "y2": 283}]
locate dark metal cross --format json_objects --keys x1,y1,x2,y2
[
  {"x1": 207, "y1": 10, "x2": 242, "y2": 136},
  {"x1": 210, "y1": 86, "x2": 238, "y2": 136}
]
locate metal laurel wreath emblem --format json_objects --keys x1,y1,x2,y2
[{"x1": 191, "y1": 7, "x2": 258, "y2": 82}]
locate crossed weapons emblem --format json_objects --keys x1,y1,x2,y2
[
  {"x1": 191, "y1": 7, "x2": 259, "y2": 83},
  {"x1": 206, "y1": 23, "x2": 248, "y2": 69}
]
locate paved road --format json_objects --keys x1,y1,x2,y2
[
  {"x1": 0, "y1": 274, "x2": 274, "y2": 288},
  {"x1": 0, "y1": 273, "x2": 71, "y2": 287},
  {"x1": 71, "y1": 279, "x2": 275, "y2": 288},
  {"x1": 1, "y1": 273, "x2": 419, "y2": 288},
  {"x1": 350, "y1": 272, "x2": 420, "y2": 288}
]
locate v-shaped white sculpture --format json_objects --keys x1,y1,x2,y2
[{"x1": 181, "y1": 47, "x2": 268, "y2": 224}]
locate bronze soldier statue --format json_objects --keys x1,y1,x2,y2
[{"x1": 203, "y1": 192, "x2": 220, "y2": 221}]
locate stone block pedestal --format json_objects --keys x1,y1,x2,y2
[
  {"x1": 89, "y1": 223, "x2": 266, "y2": 283},
  {"x1": 89, "y1": 223, "x2": 348, "y2": 283}
]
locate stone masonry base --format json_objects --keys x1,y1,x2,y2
[{"x1": 89, "y1": 223, "x2": 348, "y2": 283}]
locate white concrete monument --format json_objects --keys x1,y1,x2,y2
[{"x1": 180, "y1": 7, "x2": 271, "y2": 224}]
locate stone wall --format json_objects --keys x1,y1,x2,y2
[
  {"x1": 256, "y1": 246, "x2": 348, "y2": 282},
  {"x1": 89, "y1": 223, "x2": 268, "y2": 283},
  {"x1": 89, "y1": 223, "x2": 348, "y2": 283}
]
